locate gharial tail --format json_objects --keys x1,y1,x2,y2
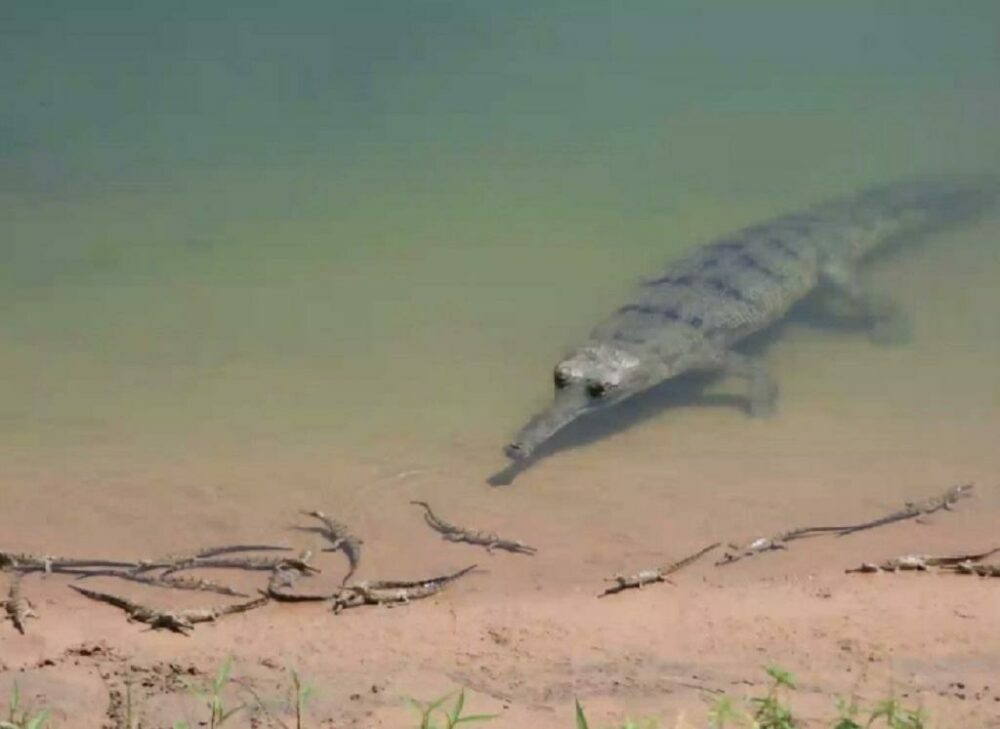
[{"x1": 846, "y1": 173, "x2": 1000, "y2": 230}]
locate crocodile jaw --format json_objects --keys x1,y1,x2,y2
[{"x1": 504, "y1": 389, "x2": 590, "y2": 461}]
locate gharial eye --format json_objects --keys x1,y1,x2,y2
[
  {"x1": 553, "y1": 370, "x2": 570, "y2": 389},
  {"x1": 587, "y1": 382, "x2": 608, "y2": 398}
]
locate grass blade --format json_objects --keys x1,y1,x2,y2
[
  {"x1": 449, "y1": 689, "x2": 465, "y2": 724},
  {"x1": 575, "y1": 699, "x2": 590, "y2": 729},
  {"x1": 24, "y1": 712, "x2": 50, "y2": 729}
]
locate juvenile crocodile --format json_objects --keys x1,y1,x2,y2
[
  {"x1": 505, "y1": 176, "x2": 998, "y2": 460},
  {"x1": 265, "y1": 565, "x2": 336, "y2": 602},
  {"x1": 836, "y1": 483, "x2": 973, "y2": 536},
  {"x1": 716, "y1": 525, "x2": 853, "y2": 566},
  {"x1": 947, "y1": 562, "x2": 1000, "y2": 578},
  {"x1": 410, "y1": 501, "x2": 537, "y2": 555},
  {"x1": 132, "y1": 544, "x2": 292, "y2": 574},
  {"x1": 75, "y1": 568, "x2": 248, "y2": 597},
  {"x1": 159, "y1": 551, "x2": 318, "y2": 577},
  {"x1": 3, "y1": 572, "x2": 36, "y2": 634},
  {"x1": 847, "y1": 547, "x2": 1000, "y2": 574},
  {"x1": 0, "y1": 551, "x2": 137, "y2": 574},
  {"x1": 69, "y1": 584, "x2": 269, "y2": 635},
  {"x1": 718, "y1": 484, "x2": 975, "y2": 565},
  {"x1": 599, "y1": 541, "x2": 719, "y2": 596},
  {"x1": 331, "y1": 564, "x2": 477, "y2": 612},
  {"x1": 299, "y1": 511, "x2": 363, "y2": 584}
]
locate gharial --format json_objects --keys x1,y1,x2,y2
[{"x1": 504, "y1": 175, "x2": 998, "y2": 461}]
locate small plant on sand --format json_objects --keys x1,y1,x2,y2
[
  {"x1": 865, "y1": 697, "x2": 926, "y2": 729},
  {"x1": 707, "y1": 667, "x2": 931, "y2": 729},
  {"x1": 831, "y1": 694, "x2": 862, "y2": 729},
  {"x1": 0, "y1": 683, "x2": 50, "y2": 729},
  {"x1": 574, "y1": 699, "x2": 659, "y2": 729},
  {"x1": 284, "y1": 669, "x2": 315, "y2": 729},
  {"x1": 749, "y1": 665, "x2": 798, "y2": 729},
  {"x1": 406, "y1": 688, "x2": 496, "y2": 729},
  {"x1": 708, "y1": 666, "x2": 799, "y2": 728},
  {"x1": 192, "y1": 662, "x2": 317, "y2": 729},
  {"x1": 708, "y1": 695, "x2": 746, "y2": 729},
  {"x1": 173, "y1": 655, "x2": 245, "y2": 729},
  {"x1": 116, "y1": 680, "x2": 140, "y2": 729}
]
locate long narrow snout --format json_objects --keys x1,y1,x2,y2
[{"x1": 504, "y1": 390, "x2": 590, "y2": 461}]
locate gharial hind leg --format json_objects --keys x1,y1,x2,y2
[
  {"x1": 721, "y1": 351, "x2": 778, "y2": 418},
  {"x1": 819, "y1": 261, "x2": 911, "y2": 344}
]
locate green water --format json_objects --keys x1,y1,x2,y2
[{"x1": 3, "y1": 1, "x2": 999, "y2": 459}]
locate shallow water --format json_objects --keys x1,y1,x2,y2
[
  {"x1": 4, "y1": 7, "x2": 1000, "y2": 726},
  {"x1": 2, "y1": 1, "x2": 999, "y2": 481}
]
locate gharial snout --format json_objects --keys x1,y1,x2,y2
[{"x1": 504, "y1": 389, "x2": 591, "y2": 462}]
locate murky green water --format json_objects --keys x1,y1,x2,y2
[{"x1": 3, "y1": 1, "x2": 999, "y2": 461}]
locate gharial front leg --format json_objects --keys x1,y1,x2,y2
[
  {"x1": 719, "y1": 351, "x2": 779, "y2": 418},
  {"x1": 819, "y1": 261, "x2": 911, "y2": 344}
]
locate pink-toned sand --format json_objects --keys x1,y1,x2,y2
[{"x1": 2, "y1": 423, "x2": 998, "y2": 728}]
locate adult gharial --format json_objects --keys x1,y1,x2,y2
[{"x1": 504, "y1": 175, "x2": 998, "y2": 463}]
